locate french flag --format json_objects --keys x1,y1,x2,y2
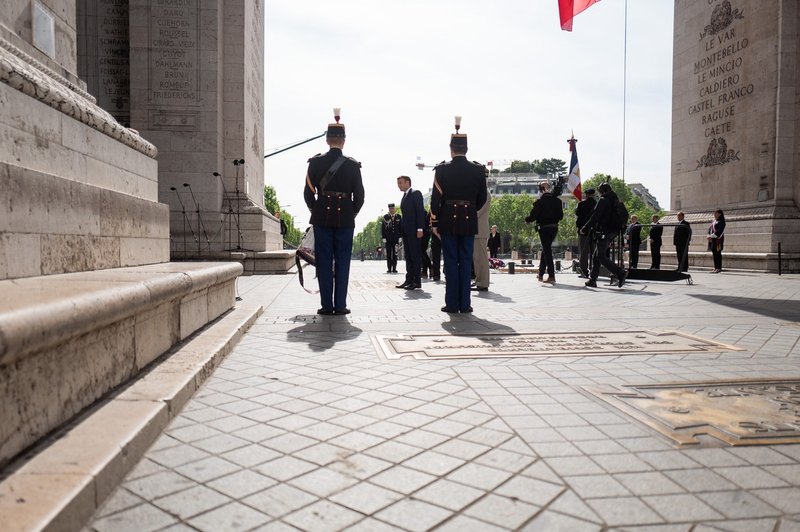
[
  {"x1": 559, "y1": 0, "x2": 601, "y2": 31},
  {"x1": 567, "y1": 135, "x2": 582, "y2": 201}
]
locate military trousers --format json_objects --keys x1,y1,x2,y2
[
  {"x1": 441, "y1": 234, "x2": 475, "y2": 312},
  {"x1": 314, "y1": 225, "x2": 354, "y2": 311}
]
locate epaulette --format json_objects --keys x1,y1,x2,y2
[
  {"x1": 471, "y1": 160, "x2": 486, "y2": 167},
  {"x1": 434, "y1": 160, "x2": 449, "y2": 169},
  {"x1": 307, "y1": 153, "x2": 322, "y2": 162},
  {"x1": 346, "y1": 156, "x2": 362, "y2": 168}
]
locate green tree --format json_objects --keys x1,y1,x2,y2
[
  {"x1": 488, "y1": 193, "x2": 537, "y2": 253},
  {"x1": 353, "y1": 215, "x2": 385, "y2": 256},
  {"x1": 581, "y1": 174, "x2": 662, "y2": 237},
  {"x1": 533, "y1": 158, "x2": 568, "y2": 178},
  {"x1": 264, "y1": 185, "x2": 302, "y2": 246},
  {"x1": 501, "y1": 160, "x2": 533, "y2": 174}
]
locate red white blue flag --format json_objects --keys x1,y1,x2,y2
[
  {"x1": 559, "y1": 0, "x2": 600, "y2": 31},
  {"x1": 567, "y1": 135, "x2": 582, "y2": 201}
]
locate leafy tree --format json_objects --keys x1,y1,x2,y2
[
  {"x1": 353, "y1": 215, "x2": 385, "y2": 256},
  {"x1": 488, "y1": 193, "x2": 538, "y2": 253},
  {"x1": 533, "y1": 158, "x2": 568, "y2": 178},
  {"x1": 264, "y1": 185, "x2": 302, "y2": 246},
  {"x1": 581, "y1": 174, "x2": 662, "y2": 237},
  {"x1": 501, "y1": 160, "x2": 533, "y2": 174}
]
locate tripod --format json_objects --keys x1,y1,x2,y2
[
  {"x1": 183, "y1": 183, "x2": 210, "y2": 255},
  {"x1": 226, "y1": 158, "x2": 253, "y2": 252},
  {"x1": 171, "y1": 187, "x2": 198, "y2": 258}
]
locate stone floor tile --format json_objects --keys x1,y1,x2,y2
[
  {"x1": 363, "y1": 440, "x2": 424, "y2": 463},
  {"x1": 714, "y1": 466, "x2": 790, "y2": 489},
  {"x1": 547, "y1": 489, "x2": 603, "y2": 524},
  {"x1": 231, "y1": 423, "x2": 286, "y2": 443},
  {"x1": 283, "y1": 500, "x2": 363, "y2": 531},
  {"x1": 566, "y1": 474, "x2": 632, "y2": 498},
  {"x1": 393, "y1": 429, "x2": 451, "y2": 449},
  {"x1": 94, "y1": 488, "x2": 144, "y2": 519},
  {"x1": 220, "y1": 443, "x2": 283, "y2": 468},
  {"x1": 764, "y1": 464, "x2": 800, "y2": 484},
  {"x1": 373, "y1": 498, "x2": 452, "y2": 532},
  {"x1": 594, "y1": 453, "x2": 655, "y2": 474},
  {"x1": 402, "y1": 450, "x2": 465, "y2": 476},
  {"x1": 294, "y1": 421, "x2": 351, "y2": 441},
  {"x1": 586, "y1": 496, "x2": 664, "y2": 527},
  {"x1": 474, "y1": 447, "x2": 536, "y2": 473},
  {"x1": 664, "y1": 468, "x2": 738, "y2": 493},
  {"x1": 751, "y1": 487, "x2": 800, "y2": 514},
  {"x1": 520, "y1": 510, "x2": 603, "y2": 532},
  {"x1": 682, "y1": 449, "x2": 748, "y2": 468},
  {"x1": 191, "y1": 433, "x2": 251, "y2": 454},
  {"x1": 370, "y1": 465, "x2": 437, "y2": 493},
  {"x1": 636, "y1": 451, "x2": 703, "y2": 470},
  {"x1": 697, "y1": 490, "x2": 781, "y2": 519},
  {"x1": 328, "y1": 482, "x2": 404, "y2": 514},
  {"x1": 261, "y1": 433, "x2": 319, "y2": 454},
  {"x1": 242, "y1": 484, "x2": 318, "y2": 518},
  {"x1": 187, "y1": 501, "x2": 271, "y2": 532},
  {"x1": 174, "y1": 455, "x2": 241, "y2": 483},
  {"x1": 361, "y1": 420, "x2": 414, "y2": 439},
  {"x1": 433, "y1": 438, "x2": 491, "y2": 460},
  {"x1": 250, "y1": 519, "x2": 301, "y2": 531},
  {"x1": 413, "y1": 478, "x2": 486, "y2": 511},
  {"x1": 643, "y1": 493, "x2": 724, "y2": 521},
  {"x1": 727, "y1": 447, "x2": 799, "y2": 466},
  {"x1": 91, "y1": 502, "x2": 177, "y2": 532},
  {"x1": 573, "y1": 438, "x2": 629, "y2": 455},
  {"x1": 530, "y1": 441, "x2": 583, "y2": 457},
  {"x1": 147, "y1": 445, "x2": 211, "y2": 469},
  {"x1": 167, "y1": 423, "x2": 223, "y2": 443},
  {"x1": 292, "y1": 442, "x2": 353, "y2": 466},
  {"x1": 435, "y1": 515, "x2": 509, "y2": 532},
  {"x1": 464, "y1": 493, "x2": 540, "y2": 529},
  {"x1": 287, "y1": 467, "x2": 359, "y2": 498},
  {"x1": 255, "y1": 455, "x2": 317, "y2": 482},
  {"x1": 546, "y1": 456, "x2": 606, "y2": 476},
  {"x1": 125, "y1": 457, "x2": 167, "y2": 480},
  {"x1": 206, "y1": 469, "x2": 278, "y2": 499},
  {"x1": 124, "y1": 470, "x2": 195, "y2": 500},
  {"x1": 446, "y1": 462, "x2": 515, "y2": 491},
  {"x1": 152, "y1": 485, "x2": 231, "y2": 520},
  {"x1": 613, "y1": 471, "x2": 685, "y2": 496},
  {"x1": 459, "y1": 426, "x2": 514, "y2": 447}
]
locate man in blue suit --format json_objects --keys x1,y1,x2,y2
[{"x1": 396, "y1": 175, "x2": 426, "y2": 290}]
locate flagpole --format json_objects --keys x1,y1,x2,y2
[{"x1": 622, "y1": 0, "x2": 628, "y2": 183}]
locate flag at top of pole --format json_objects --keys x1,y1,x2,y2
[
  {"x1": 566, "y1": 135, "x2": 582, "y2": 201},
  {"x1": 559, "y1": 0, "x2": 601, "y2": 31}
]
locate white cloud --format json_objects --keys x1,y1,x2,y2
[{"x1": 264, "y1": 0, "x2": 675, "y2": 230}]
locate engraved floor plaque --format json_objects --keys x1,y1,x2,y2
[
  {"x1": 372, "y1": 330, "x2": 741, "y2": 361},
  {"x1": 585, "y1": 380, "x2": 800, "y2": 446}
]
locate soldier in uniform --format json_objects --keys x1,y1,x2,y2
[
  {"x1": 303, "y1": 108, "x2": 365, "y2": 315},
  {"x1": 381, "y1": 203, "x2": 402, "y2": 273},
  {"x1": 430, "y1": 116, "x2": 488, "y2": 313}
]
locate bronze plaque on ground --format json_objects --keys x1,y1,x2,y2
[
  {"x1": 585, "y1": 380, "x2": 800, "y2": 446},
  {"x1": 372, "y1": 331, "x2": 741, "y2": 361}
]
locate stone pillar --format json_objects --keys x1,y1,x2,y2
[{"x1": 671, "y1": 0, "x2": 800, "y2": 270}]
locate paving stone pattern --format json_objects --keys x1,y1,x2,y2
[{"x1": 85, "y1": 263, "x2": 800, "y2": 531}]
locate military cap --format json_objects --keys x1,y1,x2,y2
[
  {"x1": 388, "y1": 203, "x2": 395, "y2": 208},
  {"x1": 586, "y1": 188, "x2": 596, "y2": 195},
  {"x1": 326, "y1": 107, "x2": 346, "y2": 138},
  {"x1": 449, "y1": 115, "x2": 468, "y2": 149}
]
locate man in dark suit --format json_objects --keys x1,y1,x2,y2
[
  {"x1": 396, "y1": 176, "x2": 426, "y2": 290},
  {"x1": 303, "y1": 109, "x2": 364, "y2": 316},
  {"x1": 625, "y1": 215, "x2": 642, "y2": 269},
  {"x1": 430, "y1": 117, "x2": 488, "y2": 313},
  {"x1": 674, "y1": 211, "x2": 692, "y2": 272},
  {"x1": 381, "y1": 204, "x2": 402, "y2": 273},
  {"x1": 648, "y1": 214, "x2": 663, "y2": 269}
]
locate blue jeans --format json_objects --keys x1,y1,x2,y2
[
  {"x1": 314, "y1": 225, "x2": 354, "y2": 311},
  {"x1": 441, "y1": 234, "x2": 474, "y2": 311}
]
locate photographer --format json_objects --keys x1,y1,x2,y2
[
  {"x1": 580, "y1": 182, "x2": 626, "y2": 288},
  {"x1": 525, "y1": 181, "x2": 563, "y2": 284}
]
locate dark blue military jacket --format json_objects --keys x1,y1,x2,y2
[
  {"x1": 304, "y1": 148, "x2": 364, "y2": 229},
  {"x1": 430, "y1": 156, "x2": 488, "y2": 236}
]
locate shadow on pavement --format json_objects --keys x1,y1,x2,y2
[
  {"x1": 285, "y1": 316, "x2": 363, "y2": 352},
  {"x1": 403, "y1": 290, "x2": 432, "y2": 300},
  {"x1": 441, "y1": 315, "x2": 517, "y2": 337},
  {"x1": 690, "y1": 294, "x2": 800, "y2": 322}
]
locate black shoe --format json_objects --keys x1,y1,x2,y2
[
  {"x1": 461, "y1": 307, "x2": 473, "y2": 313},
  {"x1": 386, "y1": 269, "x2": 392, "y2": 273},
  {"x1": 334, "y1": 308, "x2": 351, "y2": 315},
  {"x1": 441, "y1": 306, "x2": 459, "y2": 313},
  {"x1": 392, "y1": 269, "x2": 398, "y2": 273},
  {"x1": 432, "y1": 276, "x2": 441, "y2": 281},
  {"x1": 317, "y1": 308, "x2": 334, "y2": 315},
  {"x1": 405, "y1": 284, "x2": 421, "y2": 290},
  {"x1": 396, "y1": 283, "x2": 410, "y2": 289},
  {"x1": 470, "y1": 286, "x2": 488, "y2": 292},
  {"x1": 584, "y1": 280, "x2": 597, "y2": 288},
  {"x1": 617, "y1": 271, "x2": 627, "y2": 288}
]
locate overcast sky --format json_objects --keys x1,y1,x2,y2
[{"x1": 264, "y1": 0, "x2": 675, "y2": 232}]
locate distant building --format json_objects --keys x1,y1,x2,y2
[{"x1": 628, "y1": 183, "x2": 662, "y2": 211}]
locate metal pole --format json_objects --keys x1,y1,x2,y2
[{"x1": 778, "y1": 242, "x2": 782, "y2": 275}]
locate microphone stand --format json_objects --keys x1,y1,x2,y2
[
  {"x1": 183, "y1": 183, "x2": 210, "y2": 255},
  {"x1": 231, "y1": 159, "x2": 253, "y2": 252},
  {"x1": 171, "y1": 187, "x2": 197, "y2": 258},
  {"x1": 213, "y1": 171, "x2": 233, "y2": 252}
]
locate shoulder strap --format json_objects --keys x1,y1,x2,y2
[{"x1": 319, "y1": 156, "x2": 346, "y2": 193}]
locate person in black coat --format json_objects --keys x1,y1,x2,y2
[
  {"x1": 430, "y1": 117, "x2": 488, "y2": 313},
  {"x1": 525, "y1": 181, "x2": 563, "y2": 283},
  {"x1": 396, "y1": 175, "x2": 426, "y2": 290},
  {"x1": 625, "y1": 215, "x2": 642, "y2": 269},
  {"x1": 674, "y1": 211, "x2": 692, "y2": 272},
  {"x1": 574, "y1": 188, "x2": 596, "y2": 277},
  {"x1": 648, "y1": 214, "x2": 663, "y2": 269},
  {"x1": 488, "y1": 225, "x2": 501, "y2": 258},
  {"x1": 303, "y1": 110, "x2": 364, "y2": 315},
  {"x1": 580, "y1": 182, "x2": 626, "y2": 288},
  {"x1": 381, "y1": 204, "x2": 402, "y2": 273},
  {"x1": 707, "y1": 209, "x2": 726, "y2": 272}
]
